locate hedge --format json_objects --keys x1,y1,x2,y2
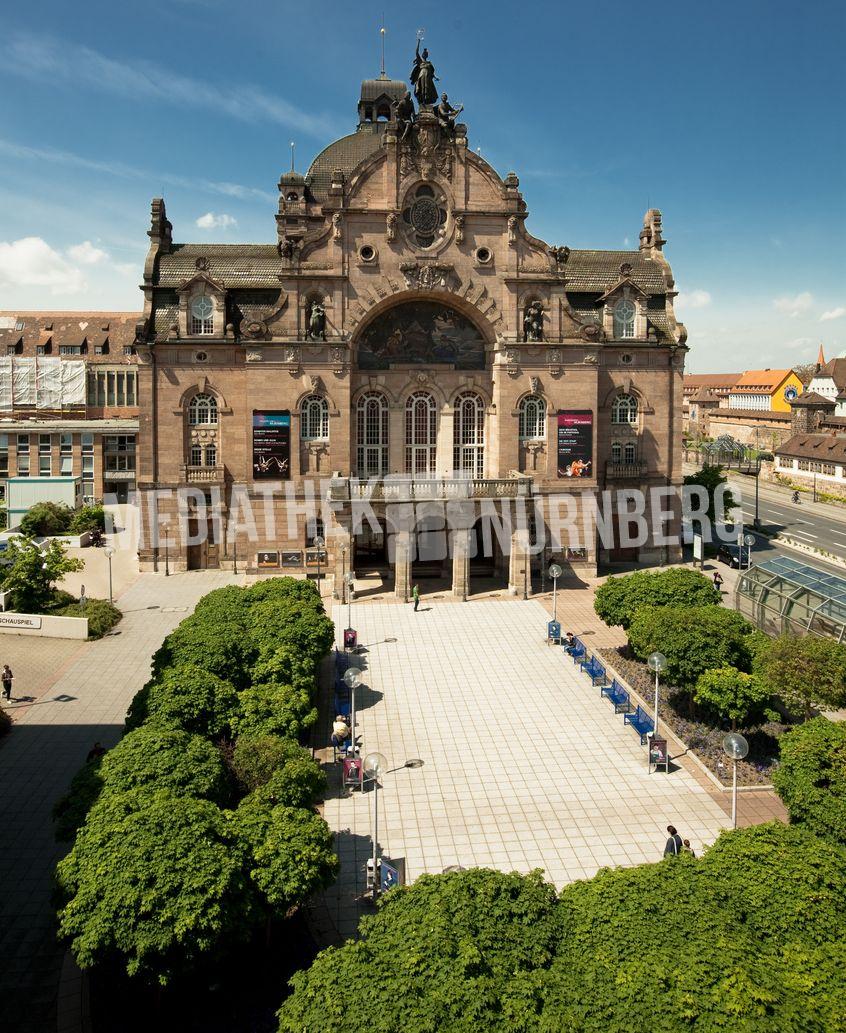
[
  {"x1": 50, "y1": 598, "x2": 121, "y2": 639},
  {"x1": 594, "y1": 568, "x2": 720, "y2": 630}
]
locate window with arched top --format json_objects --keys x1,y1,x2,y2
[
  {"x1": 624, "y1": 441, "x2": 637, "y2": 465},
  {"x1": 611, "y1": 442, "x2": 622, "y2": 463},
  {"x1": 611, "y1": 393, "x2": 638, "y2": 425},
  {"x1": 300, "y1": 395, "x2": 329, "y2": 441},
  {"x1": 518, "y1": 395, "x2": 546, "y2": 440},
  {"x1": 405, "y1": 392, "x2": 437, "y2": 476},
  {"x1": 613, "y1": 298, "x2": 636, "y2": 339},
  {"x1": 188, "y1": 393, "x2": 218, "y2": 426},
  {"x1": 453, "y1": 392, "x2": 485, "y2": 478},
  {"x1": 356, "y1": 392, "x2": 389, "y2": 476}
]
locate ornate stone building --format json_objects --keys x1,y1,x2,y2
[{"x1": 135, "y1": 57, "x2": 688, "y2": 594}]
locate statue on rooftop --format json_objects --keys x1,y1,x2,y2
[
  {"x1": 410, "y1": 39, "x2": 438, "y2": 107},
  {"x1": 434, "y1": 93, "x2": 463, "y2": 134},
  {"x1": 394, "y1": 90, "x2": 416, "y2": 140}
]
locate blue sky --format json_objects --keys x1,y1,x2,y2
[{"x1": 0, "y1": 0, "x2": 843, "y2": 372}]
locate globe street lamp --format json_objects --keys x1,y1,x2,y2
[
  {"x1": 340, "y1": 543, "x2": 347, "y2": 604},
  {"x1": 743, "y1": 532, "x2": 755, "y2": 571},
  {"x1": 314, "y1": 535, "x2": 325, "y2": 595},
  {"x1": 363, "y1": 751, "x2": 388, "y2": 900},
  {"x1": 103, "y1": 546, "x2": 114, "y2": 605},
  {"x1": 343, "y1": 666, "x2": 362, "y2": 756},
  {"x1": 647, "y1": 651, "x2": 667, "y2": 740},
  {"x1": 548, "y1": 563, "x2": 563, "y2": 623},
  {"x1": 722, "y1": 732, "x2": 749, "y2": 828},
  {"x1": 345, "y1": 571, "x2": 355, "y2": 644}
]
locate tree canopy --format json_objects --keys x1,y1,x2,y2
[
  {"x1": 693, "y1": 666, "x2": 774, "y2": 728},
  {"x1": 594, "y1": 568, "x2": 720, "y2": 629},
  {"x1": 761, "y1": 634, "x2": 846, "y2": 719},
  {"x1": 1, "y1": 536, "x2": 83, "y2": 612},
  {"x1": 773, "y1": 717, "x2": 846, "y2": 847}
]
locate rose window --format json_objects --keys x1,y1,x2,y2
[{"x1": 403, "y1": 184, "x2": 447, "y2": 249}]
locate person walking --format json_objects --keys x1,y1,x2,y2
[
  {"x1": 412, "y1": 584, "x2": 420, "y2": 612},
  {"x1": 712, "y1": 570, "x2": 724, "y2": 591},
  {"x1": 683, "y1": 839, "x2": 696, "y2": 857},
  {"x1": 663, "y1": 825, "x2": 683, "y2": 857},
  {"x1": 1, "y1": 664, "x2": 12, "y2": 702}
]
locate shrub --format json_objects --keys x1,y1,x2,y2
[
  {"x1": 627, "y1": 604, "x2": 756, "y2": 690},
  {"x1": 762, "y1": 634, "x2": 846, "y2": 719},
  {"x1": 232, "y1": 682, "x2": 317, "y2": 741},
  {"x1": 231, "y1": 734, "x2": 320, "y2": 794},
  {"x1": 52, "y1": 758, "x2": 106, "y2": 841},
  {"x1": 154, "y1": 615, "x2": 255, "y2": 691},
  {"x1": 594, "y1": 568, "x2": 720, "y2": 630},
  {"x1": 50, "y1": 598, "x2": 121, "y2": 639},
  {"x1": 773, "y1": 717, "x2": 846, "y2": 847},
  {"x1": 693, "y1": 667, "x2": 775, "y2": 729},
  {"x1": 1, "y1": 536, "x2": 83, "y2": 613},
  {"x1": 56, "y1": 789, "x2": 256, "y2": 985},
  {"x1": 125, "y1": 664, "x2": 240, "y2": 740},
  {"x1": 248, "y1": 757, "x2": 327, "y2": 810},
  {"x1": 68, "y1": 504, "x2": 106, "y2": 534},
  {"x1": 18, "y1": 501, "x2": 73, "y2": 537}
]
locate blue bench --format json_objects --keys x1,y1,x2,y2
[
  {"x1": 624, "y1": 705, "x2": 654, "y2": 745},
  {"x1": 580, "y1": 655, "x2": 607, "y2": 686},
  {"x1": 567, "y1": 638, "x2": 587, "y2": 663},
  {"x1": 601, "y1": 679, "x2": 631, "y2": 714},
  {"x1": 333, "y1": 692, "x2": 351, "y2": 719}
]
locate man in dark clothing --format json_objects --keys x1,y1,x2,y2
[
  {"x1": 86, "y1": 742, "x2": 106, "y2": 762},
  {"x1": 1, "y1": 665, "x2": 12, "y2": 701},
  {"x1": 663, "y1": 825, "x2": 683, "y2": 857}
]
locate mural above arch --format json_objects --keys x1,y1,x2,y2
[{"x1": 356, "y1": 301, "x2": 486, "y2": 370}]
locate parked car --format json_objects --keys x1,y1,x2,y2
[{"x1": 717, "y1": 542, "x2": 751, "y2": 568}]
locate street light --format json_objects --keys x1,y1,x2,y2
[
  {"x1": 340, "y1": 543, "x2": 347, "y2": 604},
  {"x1": 345, "y1": 571, "x2": 354, "y2": 635},
  {"x1": 343, "y1": 666, "x2": 362, "y2": 757},
  {"x1": 163, "y1": 526, "x2": 170, "y2": 577},
  {"x1": 548, "y1": 563, "x2": 563, "y2": 623},
  {"x1": 722, "y1": 732, "x2": 749, "y2": 829},
  {"x1": 743, "y1": 532, "x2": 755, "y2": 571},
  {"x1": 363, "y1": 751, "x2": 388, "y2": 900},
  {"x1": 647, "y1": 651, "x2": 667, "y2": 750},
  {"x1": 314, "y1": 535, "x2": 325, "y2": 595},
  {"x1": 103, "y1": 546, "x2": 114, "y2": 605}
]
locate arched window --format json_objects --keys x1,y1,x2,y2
[
  {"x1": 453, "y1": 392, "x2": 485, "y2": 478},
  {"x1": 356, "y1": 392, "x2": 389, "y2": 476},
  {"x1": 518, "y1": 395, "x2": 546, "y2": 440},
  {"x1": 405, "y1": 392, "x2": 437, "y2": 476},
  {"x1": 188, "y1": 393, "x2": 218, "y2": 426},
  {"x1": 190, "y1": 296, "x2": 214, "y2": 335},
  {"x1": 611, "y1": 442, "x2": 622, "y2": 463},
  {"x1": 300, "y1": 395, "x2": 329, "y2": 441},
  {"x1": 624, "y1": 441, "x2": 637, "y2": 465},
  {"x1": 611, "y1": 393, "x2": 638, "y2": 425},
  {"x1": 613, "y1": 298, "x2": 636, "y2": 339}
]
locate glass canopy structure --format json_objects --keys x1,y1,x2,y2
[{"x1": 736, "y1": 556, "x2": 846, "y2": 642}]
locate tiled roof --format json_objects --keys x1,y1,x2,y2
[
  {"x1": 359, "y1": 77, "x2": 406, "y2": 102},
  {"x1": 777, "y1": 433, "x2": 846, "y2": 462},
  {"x1": 690, "y1": 387, "x2": 722, "y2": 402},
  {"x1": 683, "y1": 373, "x2": 739, "y2": 391},
  {"x1": 814, "y1": 357, "x2": 846, "y2": 391},
  {"x1": 731, "y1": 368, "x2": 794, "y2": 391},
  {"x1": 710, "y1": 408, "x2": 791, "y2": 421},
  {"x1": 306, "y1": 125, "x2": 386, "y2": 201},
  {"x1": 789, "y1": 391, "x2": 835, "y2": 407},
  {"x1": 155, "y1": 244, "x2": 281, "y2": 288},
  {"x1": 565, "y1": 251, "x2": 668, "y2": 295},
  {"x1": 0, "y1": 311, "x2": 140, "y2": 356}
]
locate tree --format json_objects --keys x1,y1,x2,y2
[
  {"x1": 125, "y1": 663, "x2": 240, "y2": 740},
  {"x1": 52, "y1": 757, "x2": 106, "y2": 842},
  {"x1": 627, "y1": 605, "x2": 756, "y2": 690},
  {"x1": 18, "y1": 501, "x2": 73, "y2": 537},
  {"x1": 231, "y1": 682, "x2": 317, "y2": 741},
  {"x1": 230, "y1": 734, "x2": 325, "y2": 803},
  {"x1": 693, "y1": 667, "x2": 775, "y2": 729},
  {"x1": 594, "y1": 568, "x2": 720, "y2": 629},
  {"x1": 773, "y1": 717, "x2": 846, "y2": 847},
  {"x1": 56, "y1": 789, "x2": 256, "y2": 985},
  {"x1": 154, "y1": 613, "x2": 255, "y2": 690},
  {"x1": 763, "y1": 634, "x2": 846, "y2": 719},
  {"x1": 683, "y1": 463, "x2": 737, "y2": 526},
  {"x1": 68, "y1": 504, "x2": 106, "y2": 534},
  {"x1": 1, "y1": 536, "x2": 83, "y2": 612}
]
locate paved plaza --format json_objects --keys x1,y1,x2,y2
[{"x1": 317, "y1": 599, "x2": 733, "y2": 942}]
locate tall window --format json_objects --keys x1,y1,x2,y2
[
  {"x1": 405, "y1": 392, "x2": 437, "y2": 476},
  {"x1": 188, "y1": 393, "x2": 218, "y2": 426},
  {"x1": 453, "y1": 392, "x2": 485, "y2": 478},
  {"x1": 17, "y1": 434, "x2": 30, "y2": 476},
  {"x1": 611, "y1": 442, "x2": 622, "y2": 463},
  {"x1": 81, "y1": 433, "x2": 94, "y2": 500},
  {"x1": 39, "y1": 434, "x2": 52, "y2": 476},
  {"x1": 518, "y1": 395, "x2": 546, "y2": 440},
  {"x1": 300, "y1": 395, "x2": 329, "y2": 441},
  {"x1": 624, "y1": 441, "x2": 637, "y2": 464},
  {"x1": 611, "y1": 393, "x2": 638, "y2": 425},
  {"x1": 190, "y1": 296, "x2": 214, "y2": 335},
  {"x1": 613, "y1": 299, "x2": 636, "y2": 339},
  {"x1": 205, "y1": 444, "x2": 217, "y2": 468},
  {"x1": 190, "y1": 444, "x2": 203, "y2": 467},
  {"x1": 356, "y1": 392, "x2": 389, "y2": 476}
]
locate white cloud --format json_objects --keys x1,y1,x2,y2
[
  {"x1": 0, "y1": 237, "x2": 85, "y2": 294},
  {"x1": 820, "y1": 307, "x2": 846, "y2": 322},
  {"x1": 773, "y1": 292, "x2": 814, "y2": 318},
  {"x1": 676, "y1": 289, "x2": 712, "y2": 310},
  {"x1": 67, "y1": 240, "x2": 108, "y2": 264},
  {"x1": 196, "y1": 212, "x2": 237, "y2": 230}
]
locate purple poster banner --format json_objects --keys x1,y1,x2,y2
[{"x1": 557, "y1": 411, "x2": 593, "y2": 478}]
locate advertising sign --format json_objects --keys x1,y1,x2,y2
[
  {"x1": 649, "y1": 737, "x2": 669, "y2": 774},
  {"x1": 343, "y1": 628, "x2": 358, "y2": 650},
  {"x1": 252, "y1": 411, "x2": 290, "y2": 480},
  {"x1": 557, "y1": 411, "x2": 593, "y2": 478},
  {"x1": 280, "y1": 550, "x2": 303, "y2": 568},
  {"x1": 547, "y1": 620, "x2": 561, "y2": 643},
  {"x1": 692, "y1": 533, "x2": 703, "y2": 562},
  {"x1": 343, "y1": 756, "x2": 363, "y2": 789},
  {"x1": 380, "y1": 856, "x2": 405, "y2": 893},
  {"x1": 256, "y1": 551, "x2": 279, "y2": 568}
]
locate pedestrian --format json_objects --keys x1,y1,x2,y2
[
  {"x1": 683, "y1": 839, "x2": 696, "y2": 857},
  {"x1": 331, "y1": 715, "x2": 351, "y2": 751},
  {"x1": 86, "y1": 742, "x2": 106, "y2": 762},
  {"x1": 1, "y1": 664, "x2": 12, "y2": 702},
  {"x1": 712, "y1": 570, "x2": 724, "y2": 591},
  {"x1": 563, "y1": 631, "x2": 576, "y2": 654},
  {"x1": 663, "y1": 825, "x2": 683, "y2": 857},
  {"x1": 412, "y1": 584, "x2": 420, "y2": 612}
]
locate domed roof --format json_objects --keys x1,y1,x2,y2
[
  {"x1": 360, "y1": 76, "x2": 406, "y2": 103},
  {"x1": 278, "y1": 170, "x2": 305, "y2": 185},
  {"x1": 306, "y1": 124, "x2": 386, "y2": 202}
]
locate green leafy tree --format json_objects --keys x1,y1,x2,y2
[
  {"x1": 683, "y1": 463, "x2": 737, "y2": 525},
  {"x1": 230, "y1": 735, "x2": 324, "y2": 802},
  {"x1": 627, "y1": 605, "x2": 756, "y2": 689},
  {"x1": 125, "y1": 663, "x2": 240, "y2": 740},
  {"x1": 56, "y1": 789, "x2": 256, "y2": 985},
  {"x1": 52, "y1": 758, "x2": 106, "y2": 842},
  {"x1": 773, "y1": 717, "x2": 846, "y2": 846},
  {"x1": 50, "y1": 598, "x2": 121, "y2": 638},
  {"x1": 18, "y1": 501, "x2": 73, "y2": 537},
  {"x1": 1, "y1": 536, "x2": 83, "y2": 612},
  {"x1": 154, "y1": 614, "x2": 255, "y2": 690},
  {"x1": 234, "y1": 800, "x2": 337, "y2": 913},
  {"x1": 68, "y1": 504, "x2": 106, "y2": 534},
  {"x1": 762, "y1": 634, "x2": 846, "y2": 719},
  {"x1": 231, "y1": 682, "x2": 317, "y2": 741},
  {"x1": 594, "y1": 568, "x2": 720, "y2": 629},
  {"x1": 693, "y1": 666, "x2": 775, "y2": 728}
]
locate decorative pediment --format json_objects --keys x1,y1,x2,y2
[
  {"x1": 176, "y1": 271, "x2": 225, "y2": 297},
  {"x1": 597, "y1": 272, "x2": 648, "y2": 303}
]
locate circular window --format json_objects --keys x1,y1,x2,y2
[
  {"x1": 621, "y1": 352, "x2": 633, "y2": 365},
  {"x1": 358, "y1": 244, "x2": 376, "y2": 263},
  {"x1": 410, "y1": 197, "x2": 440, "y2": 235},
  {"x1": 475, "y1": 246, "x2": 492, "y2": 265},
  {"x1": 191, "y1": 297, "x2": 213, "y2": 320},
  {"x1": 402, "y1": 185, "x2": 448, "y2": 249},
  {"x1": 194, "y1": 351, "x2": 208, "y2": 362}
]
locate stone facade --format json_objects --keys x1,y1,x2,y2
[{"x1": 135, "y1": 66, "x2": 689, "y2": 592}]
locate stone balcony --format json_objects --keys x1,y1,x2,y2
[
  {"x1": 327, "y1": 474, "x2": 533, "y2": 503},
  {"x1": 180, "y1": 464, "x2": 226, "y2": 485},
  {"x1": 605, "y1": 460, "x2": 647, "y2": 479}
]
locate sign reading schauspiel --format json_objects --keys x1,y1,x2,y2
[
  {"x1": 557, "y1": 411, "x2": 593, "y2": 478},
  {"x1": 0, "y1": 614, "x2": 42, "y2": 630},
  {"x1": 252, "y1": 411, "x2": 291, "y2": 480}
]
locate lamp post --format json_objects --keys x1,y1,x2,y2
[
  {"x1": 232, "y1": 534, "x2": 238, "y2": 575},
  {"x1": 163, "y1": 526, "x2": 170, "y2": 577},
  {"x1": 343, "y1": 666, "x2": 361, "y2": 757},
  {"x1": 647, "y1": 652, "x2": 667, "y2": 756},
  {"x1": 340, "y1": 543, "x2": 347, "y2": 604},
  {"x1": 743, "y1": 532, "x2": 755, "y2": 571},
  {"x1": 363, "y1": 751, "x2": 388, "y2": 900},
  {"x1": 346, "y1": 571, "x2": 354, "y2": 633},
  {"x1": 548, "y1": 563, "x2": 563, "y2": 623},
  {"x1": 722, "y1": 732, "x2": 749, "y2": 828},
  {"x1": 314, "y1": 535, "x2": 325, "y2": 595},
  {"x1": 103, "y1": 547, "x2": 114, "y2": 605}
]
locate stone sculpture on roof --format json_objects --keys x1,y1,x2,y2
[{"x1": 410, "y1": 39, "x2": 438, "y2": 106}]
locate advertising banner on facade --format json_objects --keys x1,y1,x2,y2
[
  {"x1": 252, "y1": 411, "x2": 290, "y2": 480},
  {"x1": 557, "y1": 411, "x2": 594, "y2": 478}
]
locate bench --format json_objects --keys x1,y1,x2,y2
[
  {"x1": 566, "y1": 638, "x2": 587, "y2": 663},
  {"x1": 333, "y1": 692, "x2": 351, "y2": 719},
  {"x1": 579, "y1": 655, "x2": 607, "y2": 686},
  {"x1": 601, "y1": 678, "x2": 631, "y2": 714},
  {"x1": 624, "y1": 704, "x2": 654, "y2": 745}
]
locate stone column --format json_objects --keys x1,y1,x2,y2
[
  {"x1": 331, "y1": 518, "x2": 352, "y2": 600},
  {"x1": 508, "y1": 529, "x2": 532, "y2": 597},
  {"x1": 388, "y1": 403, "x2": 405, "y2": 475},
  {"x1": 435, "y1": 403, "x2": 454, "y2": 477},
  {"x1": 451, "y1": 527, "x2": 472, "y2": 599},
  {"x1": 393, "y1": 530, "x2": 412, "y2": 602}
]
